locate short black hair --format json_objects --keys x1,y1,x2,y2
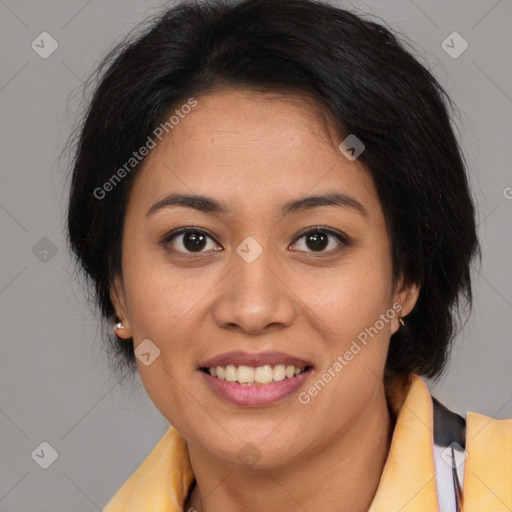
[{"x1": 65, "y1": 0, "x2": 480, "y2": 383}]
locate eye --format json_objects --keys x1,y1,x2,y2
[
  {"x1": 290, "y1": 226, "x2": 349, "y2": 255},
  {"x1": 160, "y1": 225, "x2": 350, "y2": 257},
  {"x1": 161, "y1": 227, "x2": 221, "y2": 255}
]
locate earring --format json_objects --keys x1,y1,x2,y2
[
  {"x1": 398, "y1": 317, "x2": 405, "y2": 327},
  {"x1": 115, "y1": 321, "x2": 124, "y2": 330}
]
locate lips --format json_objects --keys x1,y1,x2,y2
[
  {"x1": 198, "y1": 351, "x2": 314, "y2": 406},
  {"x1": 200, "y1": 366, "x2": 313, "y2": 406},
  {"x1": 199, "y1": 350, "x2": 313, "y2": 369}
]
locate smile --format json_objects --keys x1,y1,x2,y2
[
  {"x1": 200, "y1": 365, "x2": 314, "y2": 406},
  {"x1": 202, "y1": 364, "x2": 310, "y2": 385}
]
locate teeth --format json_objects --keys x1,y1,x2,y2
[
  {"x1": 225, "y1": 364, "x2": 238, "y2": 382},
  {"x1": 254, "y1": 365, "x2": 273, "y2": 384},
  {"x1": 273, "y1": 364, "x2": 286, "y2": 382},
  {"x1": 206, "y1": 364, "x2": 307, "y2": 384},
  {"x1": 237, "y1": 365, "x2": 254, "y2": 383}
]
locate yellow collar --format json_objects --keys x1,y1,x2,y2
[
  {"x1": 369, "y1": 373, "x2": 439, "y2": 511},
  {"x1": 103, "y1": 373, "x2": 512, "y2": 511}
]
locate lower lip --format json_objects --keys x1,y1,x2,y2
[{"x1": 200, "y1": 368, "x2": 313, "y2": 407}]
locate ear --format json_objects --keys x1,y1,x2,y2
[
  {"x1": 110, "y1": 274, "x2": 132, "y2": 339},
  {"x1": 390, "y1": 273, "x2": 420, "y2": 335}
]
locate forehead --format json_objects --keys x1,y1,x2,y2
[{"x1": 127, "y1": 88, "x2": 381, "y2": 221}]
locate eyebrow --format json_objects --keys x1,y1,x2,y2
[{"x1": 145, "y1": 191, "x2": 368, "y2": 218}]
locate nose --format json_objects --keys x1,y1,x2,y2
[{"x1": 211, "y1": 245, "x2": 296, "y2": 335}]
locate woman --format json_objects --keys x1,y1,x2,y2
[{"x1": 65, "y1": 0, "x2": 512, "y2": 510}]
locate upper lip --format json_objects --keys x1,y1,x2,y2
[{"x1": 199, "y1": 351, "x2": 313, "y2": 369}]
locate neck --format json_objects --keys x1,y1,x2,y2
[{"x1": 185, "y1": 383, "x2": 395, "y2": 512}]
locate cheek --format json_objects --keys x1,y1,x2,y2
[
  {"x1": 298, "y1": 251, "x2": 393, "y2": 339},
  {"x1": 124, "y1": 266, "x2": 203, "y2": 421},
  {"x1": 121, "y1": 242, "x2": 201, "y2": 337},
  {"x1": 296, "y1": 257, "x2": 394, "y2": 417}
]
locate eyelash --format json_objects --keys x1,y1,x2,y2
[{"x1": 160, "y1": 225, "x2": 350, "y2": 258}]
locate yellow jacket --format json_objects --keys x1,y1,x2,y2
[{"x1": 103, "y1": 374, "x2": 512, "y2": 511}]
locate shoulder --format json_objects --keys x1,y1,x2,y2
[
  {"x1": 102, "y1": 425, "x2": 194, "y2": 512},
  {"x1": 464, "y1": 411, "x2": 512, "y2": 509},
  {"x1": 433, "y1": 396, "x2": 512, "y2": 510}
]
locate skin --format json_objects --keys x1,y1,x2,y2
[{"x1": 111, "y1": 87, "x2": 420, "y2": 512}]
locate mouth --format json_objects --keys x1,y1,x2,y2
[
  {"x1": 198, "y1": 352, "x2": 314, "y2": 406},
  {"x1": 200, "y1": 364, "x2": 313, "y2": 385},
  {"x1": 198, "y1": 351, "x2": 314, "y2": 406}
]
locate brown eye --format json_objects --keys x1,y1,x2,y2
[
  {"x1": 162, "y1": 228, "x2": 220, "y2": 255},
  {"x1": 181, "y1": 231, "x2": 208, "y2": 252},
  {"x1": 304, "y1": 231, "x2": 329, "y2": 251},
  {"x1": 161, "y1": 225, "x2": 349, "y2": 257},
  {"x1": 290, "y1": 227, "x2": 349, "y2": 255}
]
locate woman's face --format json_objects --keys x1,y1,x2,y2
[{"x1": 111, "y1": 87, "x2": 419, "y2": 467}]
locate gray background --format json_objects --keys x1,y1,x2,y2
[{"x1": 1, "y1": 0, "x2": 511, "y2": 510}]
